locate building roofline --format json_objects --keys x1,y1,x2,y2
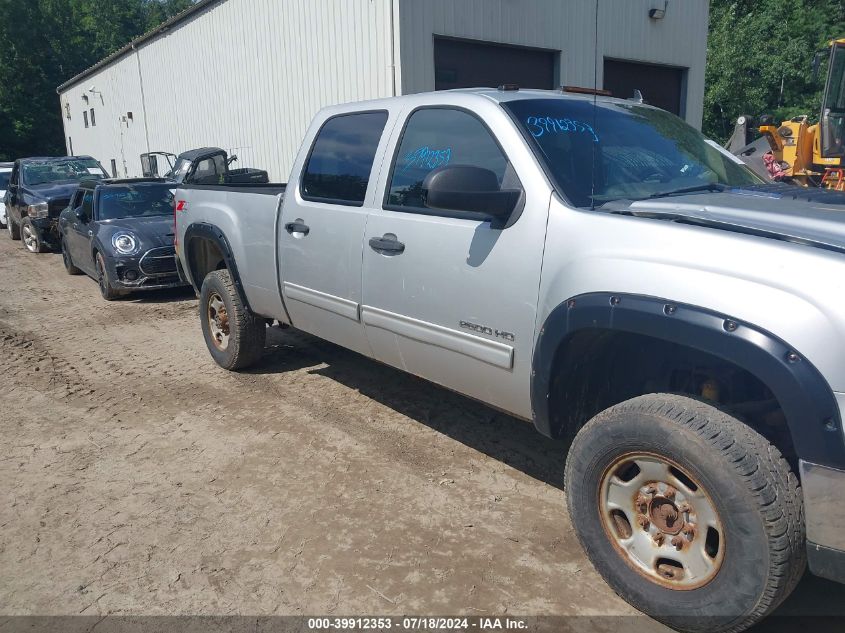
[{"x1": 56, "y1": 0, "x2": 222, "y2": 94}]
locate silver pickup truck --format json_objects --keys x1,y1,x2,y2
[{"x1": 175, "y1": 88, "x2": 845, "y2": 631}]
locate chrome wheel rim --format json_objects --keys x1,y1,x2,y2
[
  {"x1": 599, "y1": 452, "x2": 725, "y2": 590},
  {"x1": 207, "y1": 293, "x2": 230, "y2": 351},
  {"x1": 22, "y1": 224, "x2": 37, "y2": 252}
]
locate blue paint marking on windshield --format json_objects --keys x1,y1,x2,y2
[
  {"x1": 402, "y1": 146, "x2": 452, "y2": 172},
  {"x1": 526, "y1": 116, "x2": 599, "y2": 142}
]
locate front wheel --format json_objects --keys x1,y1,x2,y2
[
  {"x1": 200, "y1": 269, "x2": 266, "y2": 370},
  {"x1": 7, "y1": 216, "x2": 20, "y2": 240},
  {"x1": 565, "y1": 394, "x2": 805, "y2": 633},
  {"x1": 21, "y1": 218, "x2": 47, "y2": 253},
  {"x1": 96, "y1": 252, "x2": 123, "y2": 301}
]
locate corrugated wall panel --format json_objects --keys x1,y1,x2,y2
[
  {"x1": 59, "y1": 0, "x2": 709, "y2": 179},
  {"x1": 60, "y1": 0, "x2": 395, "y2": 181},
  {"x1": 397, "y1": 0, "x2": 709, "y2": 127}
]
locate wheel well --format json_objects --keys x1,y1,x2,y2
[
  {"x1": 187, "y1": 236, "x2": 228, "y2": 288},
  {"x1": 549, "y1": 329, "x2": 798, "y2": 469}
]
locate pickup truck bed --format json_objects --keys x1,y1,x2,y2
[{"x1": 176, "y1": 182, "x2": 287, "y2": 320}]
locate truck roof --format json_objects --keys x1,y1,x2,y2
[
  {"x1": 18, "y1": 155, "x2": 97, "y2": 164},
  {"x1": 176, "y1": 147, "x2": 225, "y2": 161},
  {"x1": 79, "y1": 177, "x2": 172, "y2": 189},
  {"x1": 317, "y1": 87, "x2": 647, "y2": 116}
]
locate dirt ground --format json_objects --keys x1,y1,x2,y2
[{"x1": 0, "y1": 234, "x2": 842, "y2": 629}]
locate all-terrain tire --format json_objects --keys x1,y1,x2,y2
[
  {"x1": 62, "y1": 236, "x2": 82, "y2": 275},
  {"x1": 200, "y1": 269, "x2": 266, "y2": 370},
  {"x1": 564, "y1": 393, "x2": 804, "y2": 633}
]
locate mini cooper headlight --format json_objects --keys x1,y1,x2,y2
[{"x1": 112, "y1": 233, "x2": 139, "y2": 255}]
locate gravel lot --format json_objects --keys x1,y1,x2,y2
[{"x1": 0, "y1": 233, "x2": 842, "y2": 629}]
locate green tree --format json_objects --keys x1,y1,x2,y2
[
  {"x1": 0, "y1": 0, "x2": 193, "y2": 160},
  {"x1": 705, "y1": 0, "x2": 845, "y2": 141}
]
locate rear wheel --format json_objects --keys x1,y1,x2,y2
[
  {"x1": 61, "y1": 236, "x2": 82, "y2": 275},
  {"x1": 565, "y1": 393, "x2": 804, "y2": 633},
  {"x1": 21, "y1": 219, "x2": 46, "y2": 253},
  {"x1": 96, "y1": 252, "x2": 122, "y2": 301},
  {"x1": 200, "y1": 269, "x2": 265, "y2": 370}
]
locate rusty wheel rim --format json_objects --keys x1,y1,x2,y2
[
  {"x1": 599, "y1": 452, "x2": 725, "y2": 590},
  {"x1": 207, "y1": 292, "x2": 230, "y2": 351}
]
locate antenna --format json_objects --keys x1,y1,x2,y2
[{"x1": 590, "y1": 0, "x2": 599, "y2": 210}]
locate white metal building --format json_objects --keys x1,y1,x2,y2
[{"x1": 57, "y1": 0, "x2": 710, "y2": 181}]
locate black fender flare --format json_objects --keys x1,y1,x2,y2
[
  {"x1": 531, "y1": 292, "x2": 845, "y2": 469},
  {"x1": 182, "y1": 222, "x2": 252, "y2": 312}
]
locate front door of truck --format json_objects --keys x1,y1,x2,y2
[
  {"x1": 279, "y1": 109, "x2": 392, "y2": 356},
  {"x1": 361, "y1": 106, "x2": 550, "y2": 418}
]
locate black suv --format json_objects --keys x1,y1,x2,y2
[
  {"x1": 4, "y1": 156, "x2": 109, "y2": 252},
  {"x1": 58, "y1": 178, "x2": 188, "y2": 300}
]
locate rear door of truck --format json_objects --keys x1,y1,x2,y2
[{"x1": 278, "y1": 108, "x2": 395, "y2": 356}]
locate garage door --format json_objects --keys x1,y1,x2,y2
[
  {"x1": 434, "y1": 37, "x2": 556, "y2": 91},
  {"x1": 603, "y1": 59, "x2": 685, "y2": 116}
]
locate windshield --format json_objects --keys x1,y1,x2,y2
[
  {"x1": 821, "y1": 43, "x2": 845, "y2": 158},
  {"x1": 503, "y1": 99, "x2": 760, "y2": 207},
  {"x1": 98, "y1": 184, "x2": 175, "y2": 221},
  {"x1": 22, "y1": 158, "x2": 108, "y2": 186},
  {"x1": 0, "y1": 171, "x2": 10, "y2": 190}
]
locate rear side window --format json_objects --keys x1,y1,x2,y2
[
  {"x1": 301, "y1": 111, "x2": 388, "y2": 206},
  {"x1": 386, "y1": 108, "x2": 515, "y2": 213}
]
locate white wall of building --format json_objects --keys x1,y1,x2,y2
[
  {"x1": 60, "y1": 0, "x2": 397, "y2": 181},
  {"x1": 59, "y1": 0, "x2": 709, "y2": 181}
]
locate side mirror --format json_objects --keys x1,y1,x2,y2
[
  {"x1": 75, "y1": 208, "x2": 86, "y2": 222},
  {"x1": 422, "y1": 165, "x2": 521, "y2": 221},
  {"x1": 227, "y1": 154, "x2": 238, "y2": 166}
]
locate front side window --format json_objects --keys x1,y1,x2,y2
[
  {"x1": 301, "y1": 111, "x2": 388, "y2": 205},
  {"x1": 386, "y1": 108, "x2": 517, "y2": 214},
  {"x1": 503, "y1": 98, "x2": 760, "y2": 208},
  {"x1": 0, "y1": 171, "x2": 10, "y2": 190},
  {"x1": 70, "y1": 190, "x2": 83, "y2": 211},
  {"x1": 22, "y1": 158, "x2": 108, "y2": 186},
  {"x1": 97, "y1": 184, "x2": 175, "y2": 221}
]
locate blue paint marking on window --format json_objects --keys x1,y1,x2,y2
[
  {"x1": 402, "y1": 146, "x2": 452, "y2": 172},
  {"x1": 526, "y1": 116, "x2": 599, "y2": 142}
]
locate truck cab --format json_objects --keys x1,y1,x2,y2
[{"x1": 167, "y1": 147, "x2": 269, "y2": 185}]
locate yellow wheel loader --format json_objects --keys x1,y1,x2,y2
[{"x1": 730, "y1": 38, "x2": 845, "y2": 189}]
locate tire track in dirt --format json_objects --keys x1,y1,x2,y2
[{"x1": 0, "y1": 233, "x2": 644, "y2": 619}]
